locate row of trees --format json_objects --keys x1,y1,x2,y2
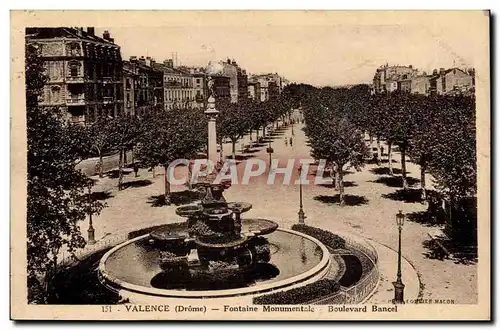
[
  {"x1": 81, "y1": 97, "x2": 294, "y2": 199},
  {"x1": 284, "y1": 82, "x2": 476, "y2": 242},
  {"x1": 216, "y1": 98, "x2": 294, "y2": 159},
  {"x1": 27, "y1": 43, "x2": 104, "y2": 303}
]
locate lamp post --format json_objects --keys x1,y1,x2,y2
[
  {"x1": 266, "y1": 142, "x2": 274, "y2": 171},
  {"x1": 298, "y1": 164, "x2": 306, "y2": 224},
  {"x1": 392, "y1": 210, "x2": 405, "y2": 304},
  {"x1": 87, "y1": 180, "x2": 96, "y2": 245}
]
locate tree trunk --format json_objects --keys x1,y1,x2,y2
[
  {"x1": 401, "y1": 147, "x2": 408, "y2": 190},
  {"x1": 388, "y1": 141, "x2": 393, "y2": 175},
  {"x1": 152, "y1": 167, "x2": 155, "y2": 178},
  {"x1": 98, "y1": 150, "x2": 103, "y2": 178},
  {"x1": 219, "y1": 141, "x2": 224, "y2": 161},
  {"x1": 118, "y1": 148, "x2": 124, "y2": 190},
  {"x1": 255, "y1": 128, "x2": 259, "y2": 144},
  {"x1": 123, "y1": 148, "x2": 127, "y2": 165},
  {"x1": 376, "y1": 136, "x2": 382, "y2": 160},
  {"x1": 420, "y1": 160, "x2": 427, "y2": 201},
  {"x1": 231, "y1": 140, "x2": 236, "y2": 160},
  {"x1": 338, "y1": 166, "x2": 345, "y2": 206},
  {"x1": 163, "y1": 164, "x2": 171, "y2": 205},
  {"x1": 333, "y1": 163, "x2": 340, "y2": 190}
]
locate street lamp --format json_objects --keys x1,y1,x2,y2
[
  {"x1": 266, "y1": 142, "x2": 274, "y2": 171},
  {"x1": 87, "y1": 180, "x2": 96, "y2": 245},
  {"x1": 392, "y1": 210, "x2": 405, "y2": 304},
  {"x1": 297, "y1": 164, "x2": 306, "y2": 224}
]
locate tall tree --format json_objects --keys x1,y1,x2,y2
[
  {"x1": 107, "y1": 114, "x2": 142, "y2": 190},
  {"x1": 135, "y1": 108, "x2": 206, "y2": 204},
  {"x1": 217, "y1": 99, "x2": 250, "y2": 160},
  {"x1": 307, "y1": 116, "x2": 368, "y2": 206},
  {"x1": 383, "y1": 92, "x2": 419, "y2": 189},
  {"x1": 26, "y1": 43, "x2": 103, "y2": 303},
  {"x1": 85, "y1": 117, "x2": 114, "y2": 178},
  {"x1": 407, "y1": 96, "x2": 438, "y2": 200}
]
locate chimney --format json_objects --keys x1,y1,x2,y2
[
  {"x1": 103, "y1": 30, "x2": 111, "y2": 40},
  {"x1": 86, "y1": 27, "x2": 95, "y2": 35},
  {"x1": 130, "y1": 56, "x2": 138, "y2": 63},
  {"x1": 432, "y1": 69, "x2": 438, "y2": 75},
  {"x1": 138, "y1": 56, "x2": 146, "y2": 65},
  {"x1": 423, "y1": 71, "x2": 427, "y2": 76},
  {"x1": 439, "y1": 68, "x2": 445, "y2": 75},
  {"x1": 227, "y1": 58, "x2": 231, "y2": 64}
]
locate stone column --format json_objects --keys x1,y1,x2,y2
[{"x1": 204, "y1": 95, "x2": 219, "y2": 164}]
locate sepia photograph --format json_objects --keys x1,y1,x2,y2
[{"x1": 10, "y1": 10, "x2": 490, "y2": 320}]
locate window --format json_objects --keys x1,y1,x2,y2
[
  {"x1": 69, "y1": 42, "x2": 80, "y2": 56},
  {"x1": 51, "y1": 86, "x2": 61, "y2": 102},
  {"x1": 69, "y1": 63, "x2": 79, "y2": 77}
]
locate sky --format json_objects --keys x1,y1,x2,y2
[{"x1": 95, "y1": 11, "x2": 487, "y2": 87}]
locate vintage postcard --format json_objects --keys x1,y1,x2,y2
[{"x1": 10, "y1": 10, "x2": 490, "y2": 320}]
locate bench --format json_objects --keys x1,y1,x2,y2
[{"x1": 427, "y1": 229, "x2": 452, "y2": 259}]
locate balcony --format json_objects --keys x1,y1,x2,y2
[
  {"x1": 66, "y1": 76, "x2": 85, "y2": 83},
  {"x1": 103, "y1": 96, "x2": 114, "y2": 104},
  {"x1": 103, "y1": 77, "x2": 113, "y2": 84},
  {"x1": 66, "y1": 96, "x2": 86, "y2": 105}
]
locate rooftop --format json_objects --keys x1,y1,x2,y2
[{"x1": 26, "y1": 27, "x2": 118, "y2": 46}]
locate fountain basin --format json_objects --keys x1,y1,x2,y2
[{"x1": 98, "y1": 228, "x2": 332, "y2": 300}]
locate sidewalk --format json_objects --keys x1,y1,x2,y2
[{"x1": 365, "y1": 238, "x2": 420, "y2": 304}]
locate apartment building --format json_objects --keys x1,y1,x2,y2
[{"x1": 26, "y1": 27, "x2": 124, "y2": 124}]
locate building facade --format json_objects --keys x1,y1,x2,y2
[
  {"x1": 372, "y1": 64, "x2": 475, "y2": 96},
  {"x1": 26, "y1": 27, "x2": 124, "y2": 124},
  {"x1": 372, "y1": 64, "x2": 418, "y2": 94},
  {"x1": 123, "y1": 61, "x2": 138, "y2": 116},
  {"x1": 210, "y1": 75, "x2": 231, "y2": 103},
  {"x1": 237, "y1": 66, "x2": 248, "y2": 101},
  {"x1": 429, "y1": 68, "x2": 474, "y2": 95},
  {"x1": 155, "y1": 60, "x2": 197, "y2": 110},
  {"x1": 221, "y1": 59, "x2": 239, "y2": 103},
  {"x1": 410, "y1": 74, "x2": 431, "y2": 95},
  {"x1": 124, "y1": 56, "x2": 164, "y2": 116},
  {"x1": 247, "y1": 81, "x2": 261, "y2": 102},
  {"x1": 190, "y1": 68, "x2": 207, "y2": 109},
  {"x1": 268, "y1": 81, "x2": 280, "y2": 100},
  {"x1": 249, "y1": 73, "x2": 286, "y2": 102}
]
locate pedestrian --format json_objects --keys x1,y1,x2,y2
[
  {"x1": 284, "y1": 137, "x2": 288, "y2": 146},
  {"x1": 289, "y1": 137, "x2": 293, "y2": 147},
  {"x1": 133, "y1": 162, "x2": 139, "y2": 177}
]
